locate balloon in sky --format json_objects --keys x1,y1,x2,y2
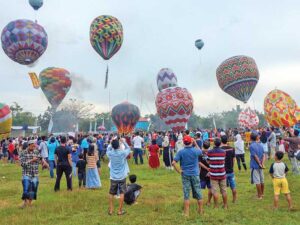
[
  {"x1": 238, "y1": 107, "x2": 259, "y2": 128},
  {"x1": 157, "y1": 68, "x2": 178, "y2": 92},
  {"x1": 111, "y1": 102, "x2": 140, "y2": 134},
  {"x1": 28, "y1": 72, "x2": 40, "y2": 89},
  {"x1": 29, "y1": 0, "x2": 43, "y2": 11},
  {"x1": 0, "y1": 103, "x2": 12, "y2": 139},
  {"x1": 39, "y1": 67, "x2": 72, "y2": 109},
  {"x1": 1, "y1": 19, "x2": 48, "y2": 65},
  {"x1": 195, "y1": 39, "x2": 204, "y2": 50},
  {"x1": 295, "y1": 107, "x2": 300, "y2": 122},
  {"x1": 264, "y1": 89, "x2": 297, "y2": 127},
  {"x1": 216, "y1": 55, "x2": 259, "y2": 103},
  {"x1": 156, "y1": 87, "x2": 194, "y2": 132}
]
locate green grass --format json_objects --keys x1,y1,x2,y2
[{"x1": 0, "y1": 152, "x2": 299, "y2": 225}]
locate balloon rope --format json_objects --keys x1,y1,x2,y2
[{"x1": 104, "y1": 64, "x2": 109, "y2": 88}]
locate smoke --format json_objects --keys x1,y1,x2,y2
[{"x1": 69, "y1": 72, "x2": 93, "y2": 98}]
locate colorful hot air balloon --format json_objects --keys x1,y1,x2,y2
[
  {"x1": 264, "y1": 89, "x2": 297, "y2": 127},
  {"x1": 195, "y1": 39, "x2": 204, "y2": 50},
  {"x1": 111, "y1": 102, "x2": 140, "y2": 134},
  {"x1": 1, "y1": 19, "x2": 48, "y2": 65},
  {"x1": 90, "y1": 15, "x2": 123, "y2": 88},
  {"x1": 238, "y1": 107, "x2": 259, "y2": 128},
  {"x1": 156, "y1": 87, "x2": 194, "y2": 132},
  {"x1": 0, "y1": 103, "x2": 12, "y2": 139},
  {"x1": 216, "y1": 55, "x2": 259, "y2": 103},
  {"x1": 157, "y1": 68, "x2": 178, "y2": 92},
  {"x1": 29, "y1": 0, "x2": 43, "y2": 11},
  {"x1": 39, "y1": 67, "x2": 72, "y2": 110}
]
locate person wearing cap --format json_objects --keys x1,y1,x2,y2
[
  {"x1": 172, "y1": 135, "x2": 203, "y2": 217},
  {"x1": 19, "y1": 140, "x2": 49, "y2": 208}
]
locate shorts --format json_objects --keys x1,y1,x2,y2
[
  {"x1": 200, "y1": 178, "x2": 211, "y2": 189},
  {"x1": 109, "y1": 179, "x2": 126, "y2": 195},
  {"x1": 181, "y1": 175, "x2": 202, "y2": 200},
  {"x1": 273, "y1": 178, "x2": 290, "y2": 195},
  {"x1": 226, "y1": 173, "x2": 236, "y2": 189},
  {"x1": 251, "y1": 169, "x2": 264, "y2": 184},
  {"x1": 211, "y1": 179, "x2": 227, "y2": 195}
]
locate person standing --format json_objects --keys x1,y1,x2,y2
[
  {"x1": 47, "y1": 137, "x2": 59, "y2": 178},
  {"x1": 19, "y1": 140, "x2": 48, "y2": 208},
  {"x1": 284, "y1": 129, "x2": 300, "y2": 175},
  {"x1": 163, "y1": 132, "x2": 173, "y2": 169},
  {"x1": 39, "y1": 136, "x2": 48, "y2": 164},
  {"x1": 234, "y1": 134, "x2": 247, "y2": 171},
  {"x1": 172, "y1": 136, "x2": 203, "y2": 217},
  {"x1": 132, "y1": 132, "x2": 144, "y2": 165},
  {"x1": 54, "y1": 136, "x2": 72, "y2": 192},
  {"x1": 80, "y1": 135, "x2": 89, "y2": 161},
  {"x1": 268, "y1": 127, "x2": 277, "y2": 159},
  {"x1": 148, "y1": 139, "x2": 160, "y2": 169},
  {"x1": 86, "y1": 145, "x2": 101, "y2": 189},
  {"x1": 260, "y1": 130, "x2": 269, "y2": 160},
  {"x1": 250, "y1": 132, "x2": 265, "y2": 200}
]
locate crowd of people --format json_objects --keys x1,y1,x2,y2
[{"x1": 0, "y1": 126, "x2": 299, "y2": 216}]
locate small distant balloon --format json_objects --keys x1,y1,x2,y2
[
  {"x1": 29, "y1": 0, "x2": 43, "y2": 11},
  {"x1": 195, "y1": 39, "x2": 204, "y2": 50}
]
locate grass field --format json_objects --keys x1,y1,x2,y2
[{"x1": 0, "y1": 152, "x2": 299, "y2": 225}]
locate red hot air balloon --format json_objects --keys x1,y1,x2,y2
[
  {"x1": 155, "y1": 87, "x2": 193, "y2": 132},
  {"x1": 111, "y1": 102, "x2": 140, "y2": 134}
]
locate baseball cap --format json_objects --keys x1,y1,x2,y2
[{"x1": 183, "y1": 135, "x2": 192, "y2": 145}]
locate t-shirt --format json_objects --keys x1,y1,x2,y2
[
  {"x1": 199, "y1": 153, "x2": 209, "y2": 180},
  {"x1": 156, "y1": 136, "x2": 163, "y2": 146},
  {"x1": 76, "y1": 160, "x2": 87, "y2": 173},
  {"x1": 269, "y1": 162, "x2": 289, "y2": 179},
  {"x1": 196, "y1": 139, "x2": 203, "y2": 149},
  {"x1": 132, "y1": 136, "x2": 144, "y2": 149},
  {"x1": 221, "y1": 146, "x2": 235, "y2": 174},
  {"x1": 47, "y1": 141, "x2": 59, "y2": 161},
  {"x1": 207, "y1": 148, "x2": 226, "y2": 180},
  {"x1": 250, "y1": 142, "x2": 264, "y2": 169},
  {"x1": 55, "y1": 145, "x2": 71, "y2": 166},
  {"x1": 39, "y1": 141, "x2": 48, "y2": 158},
  {"x1": 8, "y1": 143, "x2": 15, "y2": 154},
  {"x1": 124, "y1": 183, "x2": 142, "y2": 205},
  {"x1": 174, "y1": 147, "x2": 202, "y2": 176}
]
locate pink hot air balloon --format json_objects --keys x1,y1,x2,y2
[
  {"x1": 238, "y1": 107, "x2": 259, "y2": 128},
  {"x1": 155, "y1": 87, "x2": 193, "y2": 132}
]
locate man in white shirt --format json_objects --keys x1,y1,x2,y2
[
  {"x1": 132, "y1": 132, "x2": 144, "y2": 165},
  {"x1": 39, "y1": 136, "x2": 48, "y2": 162}
]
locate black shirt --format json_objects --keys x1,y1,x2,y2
[
  {"x1": 124, "y1": 183, "x2": 142, "y2": 205},
  {"x1": 55, "y1": 145, "x2": 71, "y2": 166},
  {"x1": 199, "y1": 153, "x2": 209, "y2": 180},
  {"x1": 76, "y1": 160, "x2": 86, "y2": 173},
  {"x1": 221, "y1": 146, "x2": 235, "y2": 174}
]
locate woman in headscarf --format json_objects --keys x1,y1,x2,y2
[
  {"x1": 234, "y1": 134, "x2": 247, "y2": 171},
  {"x1": 148, "y1": 139, "x2": 160, "y2": 169},
  {"x1": 175, "y1": 134, "x2": 184, "y2": 153}
]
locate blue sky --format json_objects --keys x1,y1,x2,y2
[{"x1": 1, "y1": 0, "x2": 300, "y2": 116}]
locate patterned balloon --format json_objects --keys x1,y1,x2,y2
[
  {"x1": 29, "y1": 0, "x2": 43, "y2": 10},
  {"x1": 295, "y1": 107, "x2": 300, "y2": 122},
  {"x1": 111, "y1": 102, "x2": 140, "y2": 134},
  {"x1": 90, "y1": 15, "x2": 123, "y2": 60},
  {"x1": 216, "y1": 55, "x2": 259, "y2": 103},
  {"x1": 39, "y1": 67, "x2": 72, "y2": 109},
  {"x1": 238, "y1": 107, "x2": 259, "y2": 128},
  {"x1": 0, "y1": 103, "x2": 12, "y2": 139},
  {"x1": 1, "y1": 19, "x2": 48, "y2": 65},
  {"x1": 155, "y1": 87, "x2": 194, "y2": 132},
  {"x1": 264, "y1": 89, "x2": 297, "y2": 127},
  {"x1": 157, "y1": 68, "x2": 178, "y2": 92}
]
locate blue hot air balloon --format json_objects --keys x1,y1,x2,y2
[
  {"x1": 29, "y1": 0, "x2": 43, "y2": 11},
  {"x1": 195, "y1": 39, "x2": 204, "y2": 50}
]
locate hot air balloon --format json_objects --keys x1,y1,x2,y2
[
  {"x1": 0, "y1": 103, "x2": 12, "y2": 139},
  {"x1": 157, "y1": 68, "x2": 178, "y2": 92},
  {"x1": 156, "y1": 87, "x2": 193, "y2": 132},
  {"x1": 29, "y1": 0, "x2": 43, "y2": 11},
  {"x1": 90, "y1": 15, "x2": 123, "y2": 88},
  {"x1": 216, "y1": 55, "x2": 259, "y2": 103},
  {"x1": 28, "y1": 72, "x2": 40, "y2": 89},
  {"x1": 39, "y1": 67, "x2": 72, "y2": 110},
  {"x1": 195, "y1": 39, "x2": 204, "y2": 50},
  {"x1": 238, "y1": 107, "x2": 259, "y2": 128},
  {"x1": 1, "y1": 19, "x2": 48, "y2": 65},
  {"x1": 111, "y1": 102, "x2": 140, "y2": 134},
  {"x1": 264, "y1": 89, "x2": 297, "y2": 127}
]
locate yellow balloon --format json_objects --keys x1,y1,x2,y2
[{"x1": 0, "y1": 103, "x2": 12, "y2": 139}]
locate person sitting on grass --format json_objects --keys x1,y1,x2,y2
[
  {"x1": 269, "y1": 151, "x2": 293, "y2": 210},
  {"x1": 124, "y1": 174, "x2": 142, "y2": 205},
  {"x1": 76, "y1": 153, "x2": 86, "y2": 188}
]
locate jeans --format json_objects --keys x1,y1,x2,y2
[
  {"x1": 49, "y1": 160, "x2": 55, "y2": 178},
  {"x1": 236, "y1": 154, "x2": 247, "y2": 171},
  {"x1": 54, "y1": 164, "x2": 72, "y2": 191},
  {"x1": 72, "y1": 162, "x2": 77, "y2": 177},
  {"x1": 22, "y1": 176, "x2": 39, "y2": 200},
  {"x1": 133, "y1": 148, "x2": 144, "y2": 165}
]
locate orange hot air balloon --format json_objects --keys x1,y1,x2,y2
[{"x1": 264, "y1": 89, "x2": 297, "y2": 127}]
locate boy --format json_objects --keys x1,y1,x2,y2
[
  {"x1": 269, "y1": 151, "x2": 292, "y2": 210},
  {"x1": 76, "y1": 153, "x2": 86, "y2": 188},
  {"x1": 124, "y1": 174, "x2": 142, "y2": 205}
]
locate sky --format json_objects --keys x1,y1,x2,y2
[{"x1": 1, "y1": 0, "x2": 300, "y2": 117}]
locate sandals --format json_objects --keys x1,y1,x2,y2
[{"x1": 117, "y1": 210, "x2": 126, "y2": 216}]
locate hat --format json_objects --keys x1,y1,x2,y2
[
  {"x1": 183, "y1": 135, "x2": 192, "y2": 145},
  {"x1": 28, "y1": 140, "x2": 35, "y2": 145}
]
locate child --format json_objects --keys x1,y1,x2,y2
[
  {"x1": 124, "y1": 174, "x2": 142, "y2": 205},
  {"x1": 269, "y1": 151, "x2": 292, "y2": 210},
  {"x1": 76, "y1": 153, "x2": 86, "y2": 188},
  {"x1": 278, "y1": 137, "x2": 285, "y2": 153}
]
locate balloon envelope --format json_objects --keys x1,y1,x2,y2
[
  {"x1": 1, "y1": 19, "x2": 48, "y2": 65},
  {"x1": 195, "y1": 39, "x2": 204, "y2": 50},
  {"x1": 90, "y1": 15, "x2": 123, "y2": 60},
  {"x1": 156, "y1": 87, "x2": 193, "y2": 132},
  {"x1": 0, "y1": 103, "x2": 12, "y2": 139},
  {"x1": 216, "y1": 55, "x2": 259, "y2": 103},
  {"x1": 29, "y1": 0, "x2": 43, "y2": 10},
  {"x1": 111, "y1": 102, "x2": 140, "y2": 134},
  {"x1": 238, "y1": 107, "x2": 259, "y2": 128},
  {"x1": 39, "y1": 67, "x2": 72, "y2": 109},
  {"x1": 157, "y1": 68, "x2": 178, "y2": 92},
  {"x1": 264, "y1": 89, "x2": 297, "y2": 127}
]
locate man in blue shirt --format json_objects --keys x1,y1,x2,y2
[
  {"x1": 249, "y1": 132, "x2": 265, "y2": 200},
  {"x1": 172, "y1": 135, "x2": 203, "y2": 217}
]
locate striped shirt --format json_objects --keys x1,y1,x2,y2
[
  {"x1": 87, "y1": 153, "x2": 98, "y2": 169},
  {"x1": 207, "y1": 148, "x2": 226, "y2": 180}
]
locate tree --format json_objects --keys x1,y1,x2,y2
[
  {"x1": 37, "y1": 107, "x2": 52, "y2": 131},
  {"x1": 60, "y1": 98, "x2": 94, "y2": 120}
]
